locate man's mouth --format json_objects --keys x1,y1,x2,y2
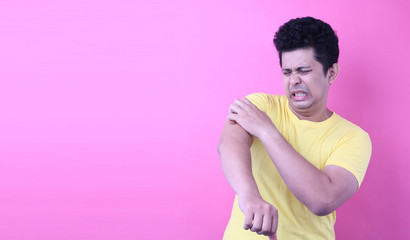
[
  {"x1": 293, "y1": 92, "x2": 307, "y2": 97},
  {"x1": 291, "y1": 91, "x2": 310, "y2": 100}
]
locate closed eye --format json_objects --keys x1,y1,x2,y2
[
  {"x1": 282, "y1": 70, "x2": 292, "y2": 76},
  {"x1": 299, "y1": 69, "x2": 312, "y2": 75},
  {"x1": 283, "y1": 67, "x2": 312, "y2": 76}
]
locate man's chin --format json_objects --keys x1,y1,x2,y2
[
  {"x1": 286, "y1": 95, "x2": 312, "y2": 109},
  {"x1": 289, "y1": 100, "x2": 312, "y2": 112}
]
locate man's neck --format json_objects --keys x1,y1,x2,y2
[{"x1": 289, "y1": 106, "x2": 333, "y2": 122}]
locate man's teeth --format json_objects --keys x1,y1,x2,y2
[{"x1": 294, "y1": 92, "x2": 306, "y2": 96}]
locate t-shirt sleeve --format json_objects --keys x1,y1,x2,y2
[
  {"x1": 325, "y1": 131, "x2": 372, "y2": 189},
  {"x1": 244, "y1": 93, "x2": 269, "y2": 112}
]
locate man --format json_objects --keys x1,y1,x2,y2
[{"x1": 218, "y1": 17, "x2": 371, "y2": 240}]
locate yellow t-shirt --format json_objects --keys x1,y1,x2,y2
[{"x1": 223, "y1": 93, "x2": 372, "y2": 240}]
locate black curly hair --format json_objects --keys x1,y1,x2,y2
[{"x1": 273, "y1": 17, "x2": 339, "y2": 75}]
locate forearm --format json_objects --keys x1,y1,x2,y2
[
  {"x1": 218, "y1": 140, "x2": 260, "y2": 197},
  {"x1": 259, "y1": 130, "x2": 334, "y2": 215},
  {"x1": 218, "y1": 135, "x2": 279, "y2": 237},
  {"x1": 218, "y1": 121, "x2": 261, "y2": 197}
]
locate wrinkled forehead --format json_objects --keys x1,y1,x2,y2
[{"x1": 281, "y1": 47, "x2": 318, "y2": 69}]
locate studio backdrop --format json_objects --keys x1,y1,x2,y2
[{"x1": 0, "y1": 0, "x2": 409, "y2": 239}]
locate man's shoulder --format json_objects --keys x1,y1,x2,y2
[
  {"x1": 245, "y1": 93, "x2": 286, "y2": 106},
  {"x1": 245, "y1": 92, "x2": 285, "y2": 99},
  {"x1": 332, "y1": 113, "x2": 370, "y2": 138}
]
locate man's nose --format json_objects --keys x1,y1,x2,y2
[{"x1": 289, "y1": 73, "x2": 302, "y2": 86}]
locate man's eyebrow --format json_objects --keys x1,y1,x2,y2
[
  {"x1": 295, "y1": 66, "x2": 312, "y2": 71},
  {"x1": 282, "y1": 66, "x2": 312, "y2": 71}
]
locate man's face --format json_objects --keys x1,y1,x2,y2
[{"x1": 281, "y1": 47, "x2": 332, "y2": 117}]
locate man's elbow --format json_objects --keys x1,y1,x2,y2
[
  {"x1": 310, "y1": 205, "x2": 333, "y2": 216},
  {"x1": 308, "y1": 199, "x2": 336, "y2": 216}
]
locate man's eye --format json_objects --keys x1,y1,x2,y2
[
  {"x1": 283, "y1": 71, "x2": 291, "y2": 76},
  {"x1": 300, "y1": 70, "x2": 312, "y2": 74}
]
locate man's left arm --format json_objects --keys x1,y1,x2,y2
[
  {"x1": 258, "y1": 132, "x2": 358, "y2": 216},
  {"x1": 228, "y1": 98, "x2": 360, "y2": 216}
]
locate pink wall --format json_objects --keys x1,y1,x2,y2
[{"x1": 0, "y1": 0, "x2": 409, "y2": 239}]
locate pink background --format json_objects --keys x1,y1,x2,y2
[{"x1": 0, "y1": 0, "x2": 409, "y2": 239}]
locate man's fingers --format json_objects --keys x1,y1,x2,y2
[
  {"x1": 242, "y1": 98, "x2": 252, "y2": 105},
  {"x1": 229, "y1": 98, "x2": 258, "y2": 119},
  {"x1": 250, "y1": 213, "x2": 263, "y2": 232},
  {"x1": 268, "y1": 233, "x2": 277, "y2": 240},
  {"x1": 257, "y1": 214, "x2": 273, "y2": 235},
  {"x1": 227, "y1": 113, "x2": 239, "y2": 124},
  {"x1": 271, "y1": 209, "x2": 278, "y2": 238},
  {"x1": 233, "y1": 98, "x2": 253, "y2": 112},
  {"x1": 228, "y1": 119, "x2": 237, "y2": 124},
  {"x1": 243, "y1": 212, "x2": 253, "y2": 230},
  {"x1": 230, "y1": 98, "x2": 259, "y2": 117},
  {"x1": 234, "y1": 98, "x2": 247, "y2": 107},
  {"x1": 242, "y1": 98, "x2": 257, "y2": 109},
  {"x1": 229, "y1": 103, "x2": 240, "y2": 114}
]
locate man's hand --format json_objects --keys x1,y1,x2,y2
[
  {"x1": 228, "y1": 98, "x2": 277, "y2": 139},
  {"x1": 238, "y1": 192, "x2": 278, "y2": 239}
]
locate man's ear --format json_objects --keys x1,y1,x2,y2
[{"x1": 328, "y1": 63, "x2": 340, "y2": 85}]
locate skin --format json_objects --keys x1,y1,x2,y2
[
  {"x1": 281, "y1": 47, "x2": 336, "y2": 121},
  {"x1": 218, "y1": 47, "x2": 358, "y2": 239}
]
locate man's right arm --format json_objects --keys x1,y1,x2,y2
[{"x1": 218, "y1": 118, "x2": 278, "y2": 238}]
